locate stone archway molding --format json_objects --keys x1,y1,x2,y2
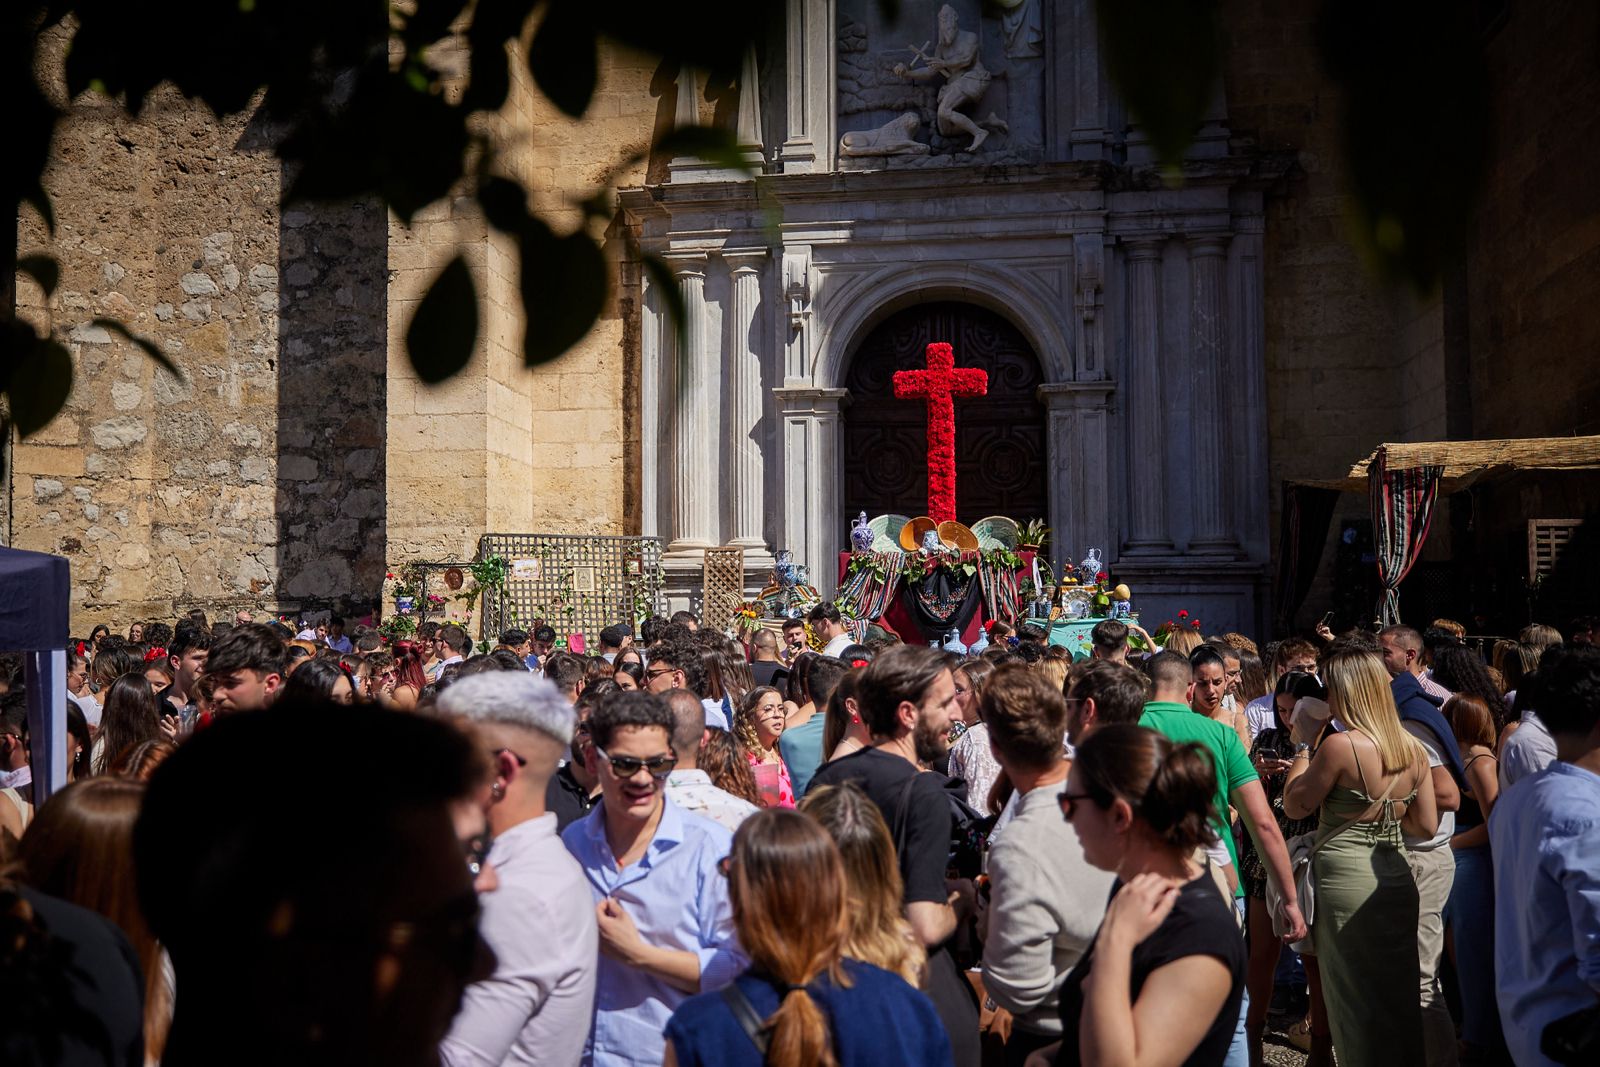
[{"x1": 809, "y1": 260, "x2": 1076, "y2": 389}]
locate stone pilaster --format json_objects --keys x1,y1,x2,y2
[
  {"x1": 778, "y1": 0, "x2": 836, "y2": 173},
  {"x1": 724, "y1": 248, "x2": 770, "y2": 561},
  {"x1": 772, "y1": 387, "x2": 849, "y2": 591},
  {"x1": 665, "y1": 252, "x2": 715, "y2": 555},
  {"x1": 1123, "y1": 237, "x2": 1172, "y2": 552},
  {"x1": 1039, "y1": 381, "x2": 1116, "y2": 567},
  {"x1": 1188, "y1": 234, "x2": 1237, "y2": 553}
]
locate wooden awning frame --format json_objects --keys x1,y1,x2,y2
[{"x1": 1296, "y1": 436, "x2": 1600, "y2": 494}]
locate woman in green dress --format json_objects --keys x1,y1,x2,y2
[{"x1": 1281, "y1": 649, "x2": 1438, "y2": 1066}]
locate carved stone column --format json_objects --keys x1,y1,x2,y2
[
  {"x1": 1123, "y1": 237, "x2": 1171, "y2": 552},
  {"x1": 1188, "y1": 234, "x2": 1237, "y2": 553},
  {"x1": 639, "y1": 271, "x2": 664, "y2": 539},
  {"x1": 666, "y1": 253, "x2": 715, "y2": 555},
  {"x1": 725, "y1": 249, "x2": 770, "y2": 558},
  {"x1": 772, "y1": 387, "x2": 850, "y2": 592},
  {"x1": 1039, "y1": 381, "x2": 1116, "y2": 568}
]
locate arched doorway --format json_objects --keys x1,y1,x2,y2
[{"x1": 841, "y1": 302, "x2": 1049, "y2": 528}]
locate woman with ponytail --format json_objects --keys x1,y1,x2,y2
[
  {"x1": 1029, "y1": 724, "x2": 1246, "y2": 1067},
  {"x1": 664, "y1": 808, "x2": 952, "y2": 1067}
]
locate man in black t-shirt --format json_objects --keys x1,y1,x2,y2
[
  {"x1": 747, "y1": 630, "x2": 789, "y2": 689},
  {"x1": 807, "y1": 643, "x2": 979, "y2": 1067}
]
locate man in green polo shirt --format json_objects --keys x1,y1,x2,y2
[{"x1": 1137, "y1": 651, "x2": 1303, "y2": 929}]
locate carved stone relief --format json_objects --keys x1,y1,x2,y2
[{"x1": 836, "y1": 0, "x2": 1046, "y2": 169}]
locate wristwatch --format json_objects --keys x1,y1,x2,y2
[{"x1": 1292, "y1": 742, "x2": 1311, "y2": 758}]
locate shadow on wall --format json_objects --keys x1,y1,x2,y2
[{"x1": 274, "y1": 195, "x2": 388, "y2": 619}]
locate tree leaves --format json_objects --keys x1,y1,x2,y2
[
  {"x1": 17, "y1": 255, "x2": 60, "y2": 297},
  {"x1": 406, "y1": 255, "x2": 480, "y2": 384},
  {"x1": 1095, "y1": 0, "x2": 1219, "y2": 169},
  {"x1": 1315, "y1": 0, "x2": 1489, "y2": 292},
  {"x1": 91, "y1": 318, "x2": 182, "y2": 380},
  {"x1": 4, "y1": 328, "x2": 74, "y2": 439},
  {"x1": 520, "y1": 220, "x2": 607, "y2": 366},
  {"x1": 528, "y1": 4, "x2": 598, "y2": 119}
]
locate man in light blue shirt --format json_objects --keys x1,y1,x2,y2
[
  {"x1": 1490, "y1": 645, "x2": 1600, "y2": 1067},
  {"x1": 561, "y1": 690, "x2": 743, "y2": 1067}
]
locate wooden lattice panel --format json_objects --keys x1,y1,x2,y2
[
  {"x1": 702, "y1": 547, "x2": 746, "y2": 632},
  {"x1": 1528, "y1": 519, "x2": 1583, "y2": 580}
]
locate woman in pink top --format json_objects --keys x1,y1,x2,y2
[{"x1": 736, "y1": 686, "x2": 795, "y2": 807}]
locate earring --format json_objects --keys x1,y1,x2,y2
[{"x1": 490, "y1": 782, "x2": 506, "y2": 800}]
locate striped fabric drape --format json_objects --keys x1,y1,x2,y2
[{"x1": 1369, "y1": 446, "x2": 1443, "y2": 626}]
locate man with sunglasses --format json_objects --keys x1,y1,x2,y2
[
  {"x1": 561, "y1": 691, "x2": 741, "y2": 1067},
  {"x1": 437, "y1": 673, "x2": 596, "y2": 1067}
]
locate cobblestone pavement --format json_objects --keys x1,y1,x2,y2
[{"x1": 1262, "y1": 1035, "x2": 1310, "y2": 1066}]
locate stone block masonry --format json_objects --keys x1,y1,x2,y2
[{"x1": 10, "y1": 23, "x2": 389, "y2": 631}]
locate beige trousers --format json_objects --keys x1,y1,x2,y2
[{"x1": 1406, "y1": 844, "x2": 1459, "y2": 1066}]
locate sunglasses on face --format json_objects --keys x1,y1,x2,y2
[
  {"x1": 595, "y1": 747, "x2": 677, "y2": 779},
  {"x1": 1057, "y1": 790, "x2": 1095, "y2": 819}
]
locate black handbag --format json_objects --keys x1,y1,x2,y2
[
  {"x1": 1543, "y1": 1002, "x2": 1600, "y2": 1064},
  {"x1": 721, "y1": 982, "x2": 772, "y2": 1055}
]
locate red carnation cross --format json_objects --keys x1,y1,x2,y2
[{"x1": 892, "y1": 342, "x2": 987, "y2": 524}]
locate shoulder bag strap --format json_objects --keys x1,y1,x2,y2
[{"x1": 720, "y1": 982, "x2": 771, "y2": 1054}]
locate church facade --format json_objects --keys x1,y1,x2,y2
[{"x1": 627, "y1": 0, "x2": 1279, "y2": 629}]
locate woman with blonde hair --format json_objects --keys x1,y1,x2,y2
[
  {"x1": 1162, "y1": 625, "x2": 1204, "y2": 656},
  {"x1": 1283, "y1": 649, "x2": 1438, "y2": 1066},
  {"x1": 19, "y1": 778, "x2": 171, "y2": 1065},
  {"x1": 799, "y1": 783, "x2": 925, "y2": 985},
  {"x1": 664, "y1": 808, "x2": 949, "y2": 1066}
]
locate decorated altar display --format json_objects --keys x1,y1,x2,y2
[{"x1": 728, "y1": 339, "x2": 1139, "y2": 648}]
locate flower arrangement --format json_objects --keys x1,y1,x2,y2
[{"x1": 1151, "y1": 609, "x2": 1203, "y2": 645}]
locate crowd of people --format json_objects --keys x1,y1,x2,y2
[{"x1": 1, "y1": 601, "x2": 1597, "y2": 1067}]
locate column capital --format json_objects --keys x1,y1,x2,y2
[
  {"x1": 664, "y1": 250, "x2": 710, "y2": 277},
  {"x1": 1186, "y1": 232, "x2": 1231, "y2": 258},
  {"x1": 723, "y1": 247, "x2": 770, "y2": 271},
  {"x1": 1037, "y1": 380, "x2": 1115, "y2": 411},
  {"x1": 1122, "y1": 235, "x2": 1165, "y2": 259},
  {"x1": 772, "y1": 386, "x2": 851, "y2": 416}
]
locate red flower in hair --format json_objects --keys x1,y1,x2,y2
[
  {"x1": 143, "y1": 646, "x2": 168, "y2": 663},
  {"x1": 850, "y1": 658, "x2": 870, "y2": 669},
  {"x1": 1178, "y1": 610, "x2": 1188, "y2": 618},
  {"x1": 1191, "y1": 619, "x2": 1201, "y2": 629}
]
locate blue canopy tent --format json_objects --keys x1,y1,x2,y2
[{"x1": 0, "y1": 545, "x2": 70, "y2": 806}]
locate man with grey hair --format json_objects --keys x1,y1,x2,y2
[
  {"x1": 661, "y1": 689, "x2": 757, "y2": 832},
  {"x1": 436, "y1": 673, "x2": 598, "y2": 1067}
]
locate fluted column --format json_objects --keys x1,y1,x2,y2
[
  {"x1": 666, "y1": 252, "x2": 715, "y2": 553},
  {"x1": 639, "y1": 271, "x2": 663, "y2": 539},
  {"x1": 1188, "y1": 234, "x2": 1237, "y2": 552},
  {"x1": 725, "y1": 249, "x2": 769, "y2": 553},
  {"x1": 1123, "y1": 237, "x2": 1171, "y2": 552}
]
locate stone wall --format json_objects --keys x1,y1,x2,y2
[
  {"x1": 10, "y1": 26, "x2": 389, "y2": 632},
  {"x1": 1218, "y1": 0, "x2": 1415, "y2": 627},
  {"x1": 513, "y1": 41, "x2": 663, "y2": 536},
  {"x1": 1467, "y1": 2, "x2": 1600, "y2": 440},
  {"x1": 12, "y1": 76, "x2": 286, "y2": 632}
]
